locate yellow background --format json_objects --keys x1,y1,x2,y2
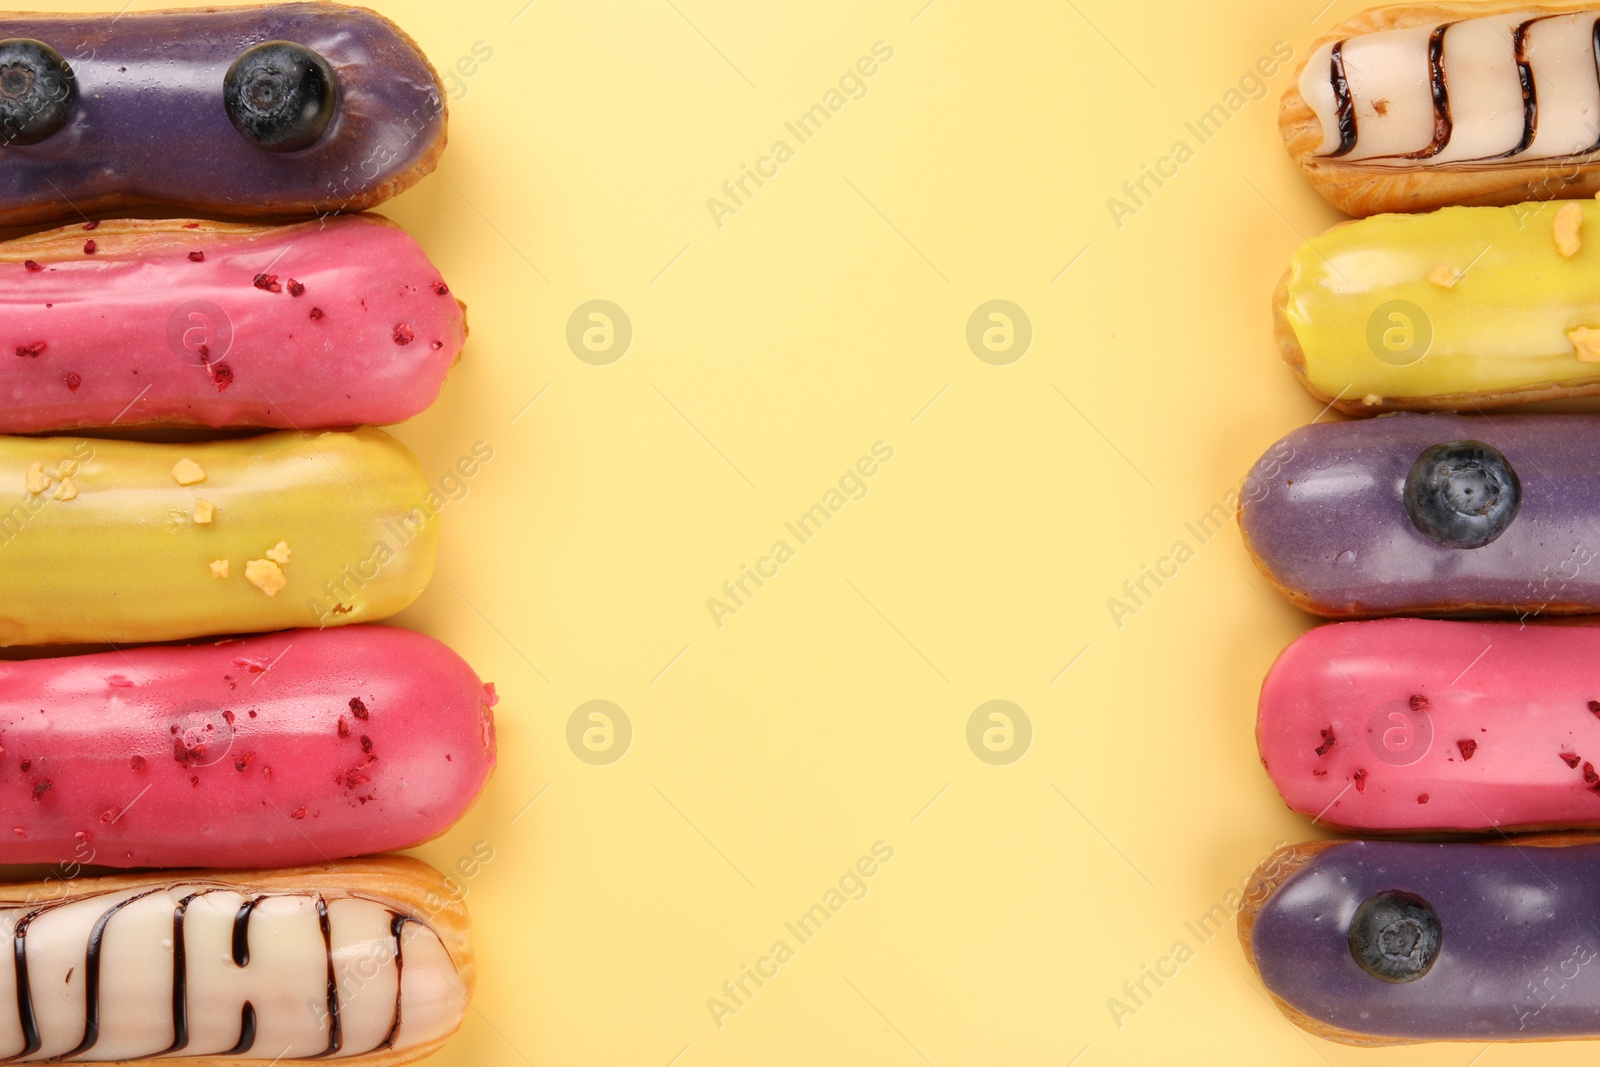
[{"x1": 22, "y1": 0, "x2": 1553, "y2": 1063}]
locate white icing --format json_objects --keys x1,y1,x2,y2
[
  {"x1": 1525, "y1": 13, "x2": 1600, "y2": 158},
  {"x1": 1432, "y1": 15, "x2": 1525, "y2": 162},
  {"x1": 393, "y1": 919, "x2": 467, "y2": 1051},
  {"x1": 1312, "y1": 24, "x2": 1437, "y2": 159},
  {"x1": 0, "y1": 884, "x2": 462, "y2": 1062},
  {"x1": 1301, "y1": 41, "x2": 1344, "y2": 154},
  {"x1": 1302, "y1": 8, "x2": 1600, "y2": 165}
]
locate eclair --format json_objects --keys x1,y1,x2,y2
[
  {"x1": 0, "y1": 627, "x2": 495, "y2": 868},
  {"x1": 1239, "y1": 413, "x2": 1600, "y2": 617},
  {"x1": 0, "y1": 855, "x2": 472, "y2": 1063},
  {"x1": 0, "y1": 217, "x2": 466, "y2": 432},
  {"x1": 0, "y1": 428, "x2": 437, "y2": 646},
  {"x1": 1278, "y1": 200, "x2": 1600, "y2": 413},
  {"x1": 1284, "y1": 4, "x2": 1600, "y2": 216},
  {"x1": 0, "y1": 4, "x2": 447, "y2": 225},
  {"x1": 1241, "y1": 836, "x2": 1600, "y2": 1044},
  {"x1": 1259, "y1": 617, "x2": 1600, "y2": 833}
]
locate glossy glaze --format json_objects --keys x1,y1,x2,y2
[
  {"x1": 1250, "y1": 839, "x2": 1600, "y2": 1041},
  {"x1": 1257, "y1": 618, "x2": 1600, "y2": 832},
  {"x1": 0, "y1": 428, "x2": 437, "y2": 645},
  {"x1": 1282, "y1": 202, "x2": 1600, "y2": 406},
  {"x1": 0, "y1": 4, "x2": 445, "y2": 224},
  {"x1": 0, "y1": 627, "x2": 494, "y2": 868},
  {"x1": 1239, "y1": 413, "x2": 1600, "y2": 617},
  {"x1": 0, "y1": 216, "x2": 464, "y2": 431}
]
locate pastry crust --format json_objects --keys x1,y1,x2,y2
[
  {"x1": 1284, "y1": 3, "x2": 1600, "y2": 216},
  {"x1": 0, "y1": 855, "x2": 474, "y2": 1066},
  {"x1": 1237, "y1": 834, "x2": 1600, "y2": 1045},
  {"x1": 0, "y1": 214, "x2": 388, "y2": 254}
]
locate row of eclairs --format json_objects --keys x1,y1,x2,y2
[
  {"x1": 1236, "y1": 0, "x2": 1600, "y2": 1048},
  {"x1": 0, "y1": 4, "x2": 492, "y2": 1064}
]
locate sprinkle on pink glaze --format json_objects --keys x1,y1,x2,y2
[
  {"x1": 1259, "y1": 618, "x2": 1600, "y2": 832},
  {"x1": 0, "y1": 215, "x2": 465, "y2": 431},
  {"x1": 0, "y1": 626, "x2": 495, "y2": 867}
]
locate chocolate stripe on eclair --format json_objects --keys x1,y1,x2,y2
[
  {"x1": 308, "y1": 895, "x2": 342, "y2": 1059},
  {"x1": 1585, "y1": 16, "x2": 1600, "y2": 154},
  {"x1": 0, "y1": 885, "x2": 432, "y2": 1061},
  {"x1": 8, "y1": 908, "x2": 46, "y2": 1061},
  {"x1": 377, "y1": 913, "x2": 418, "y2": 1052},
  {"x1": 1404, "y1": 23, "x2": 1455, "y2": 158},
  {"x1": 1329, "y1": 40, "x2": 1358, "y2": 155},
  {"x1": 63, "y1": 888, "x2": 166, "y2": 1058},
  {"x1": 1503, "y1": 16, "x2": 1542, "y2": 157}
]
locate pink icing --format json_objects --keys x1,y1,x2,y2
[
  {"x1": 0, "y1": 625, "x2": 495, "y2": 867},
  {"x1": 0, "y1": 215, "x2": 465, "y2": 431},
  {"x1": 1259, "y1": 618, "x2": 1600, "y2": 832}
]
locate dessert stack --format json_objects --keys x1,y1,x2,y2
[
  {"x1": 0, "y1": 5, "x2": 489, "y2": 1062},
  {"x1": 1237, "y1": 2, "x2": 1600, "y2": 1047}
]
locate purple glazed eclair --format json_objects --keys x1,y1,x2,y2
[
  {"x1": 0, "y1": 215, "x2": 465, "y2": 430},
  {"x1": 0, "y1": 4, "x2": 445, "y2": 225},
  {"x1": 1240, "y1": 413, "x2": 1600, "y2": 618},
  {"x1": 1240, "y1": 836, "x2": 1600, "y2": 1044}
]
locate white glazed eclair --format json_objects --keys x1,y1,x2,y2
[
  {"x1": 1285, "y1": 3, "x2": 1600, "y2": 215},
  {"x1": 0, "y1": 856, "x2": 472, "y2": 1064}
]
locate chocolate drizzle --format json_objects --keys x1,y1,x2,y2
[
  {"x1": 222, "y1": 1002, "x2": 256, "y2": 1055},
  {"x1": 1321, "y1": 13, "x2": 1600, "y2": 163},
  {"x1": 1498, "y1": 17, "x2": 1544, "y2": 158},
  {"x1": 1588, "y1": 17, "x2": 1600, "y2": 154},
  {"x1": 0, "y1": 885, "x2": 425, "y2": 1060},
  {"x1": 378, "y1": 912, "x2": 416, "y2": 1051},
  {"x1": 1329, "y1": 40, "x2": 1358, "y2": 156},
  {"x1": 308, "y1": 895, "x2": 342, "y2": 1058},
  {"x1": 9, "y1": 910, "x2": 42, "y2": 1061},
  {"x1": 160, "y1": 891, "x2": 205, "y2": 1056},
  {"x1": 1403, "y1": 22, "x2": 1455, "y2": 159},
  {"x1": 231, "y1": 896, "x2": 261, "y2": 967},
  {"x1": 64, "y1": 888, "x2": 165, "y2": 1058}
]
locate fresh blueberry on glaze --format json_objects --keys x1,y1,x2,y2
[
  {"x1": 0, "y1": 39, "x2": 77, "y2": 146},
  {"x1": 1348, "y1": 890, "x2": 1441, "y2": 983},
  {"x1": 223, "y1": 41, "x2": 337, "y2": 152},
  {"x1": 1403, "y1": 440, "x2": 1521, "y2": 549}
]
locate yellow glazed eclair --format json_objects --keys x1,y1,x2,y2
[
  {"x1": 1284, "y1": 4, "x2": 1600, "y2": 216},
  {"x1": 0, "y1": 856, "x2": 473, "y2": 1064},
  {"x1": 1275, "y1": 199, "x2": 1600, "y2": 412},
  {"x1": 0, "y1": 428, "x2": 437, "y2": 646}
]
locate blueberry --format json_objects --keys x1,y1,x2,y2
[
  {"x1": 223, "y1": 42, "x2": 336, "y2": 152},
  {"x1": 1403, "y1": 440, "x2": 1521, "y2": 549},
  {"x1": 1349, "y1": 890, "x2": 1441, "y2": 982},
  {"x1": 0, "y1": 39, "x2": 77, "y2": 146}
]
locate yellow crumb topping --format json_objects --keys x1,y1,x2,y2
[{"x1": 171, "y1": 458, "x2": 206, "y2": 486}]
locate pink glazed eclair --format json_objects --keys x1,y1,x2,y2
[
  {"x1": 0, "y1": 626, "x2": 496, "y2": 868},
  {"x1": 1258, "y1": 617, "x2": 1600, "y2": 834},
  {"x1": 0, "y1": 215, "x2": 465, "y2": 431}
]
